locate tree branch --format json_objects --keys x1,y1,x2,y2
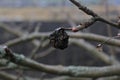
[
  {"x1": 0, "y1": 71, "x2": 91, "y2": 80},
  {"x1": 0, "y1": 46, "x2": 120, "y2": 78},
  {"x1": 0, "y1": 71, "x2": 16, "y2": 80},
  {"x1": 0, "y1": 23, "x2": 23, "y2": 36},
  {"x1": 70, "y1": 39, "x2": 119, "y2": 65},
  {"x1": 4, "y1": 32, "x2": 120, "y2": 48},
  {"x1": 69, "y1": 0, "x2": 120, "y2": 29},
  {"x1": 69, "y1": 0, "x2": 98, "y2": 17},
  {"x1": 70, "y1": 32, "x2": 120, "y2": 47}
]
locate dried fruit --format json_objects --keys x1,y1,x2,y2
[{"x1": 49, "y1": 27, "x2": 69, "y2": 50}]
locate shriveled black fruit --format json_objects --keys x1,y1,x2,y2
[{"x1": 49, "y1": 27, "x2": 69, "y2": 50}]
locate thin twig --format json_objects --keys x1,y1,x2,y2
[{"x1": 34, "y1": 47, "x2": 55, "y2": 59}]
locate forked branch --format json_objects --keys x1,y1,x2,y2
[{"x1": 69, "y1": 0, "x2": 120, "y2": 31}]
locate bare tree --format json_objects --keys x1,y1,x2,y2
[{"x1": 0, "y1": 0, "x2": 120, "y2": 80}]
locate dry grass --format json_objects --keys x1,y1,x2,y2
[{"x1": 0, "y1": 5, "x2": 119, "y2": 21}]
